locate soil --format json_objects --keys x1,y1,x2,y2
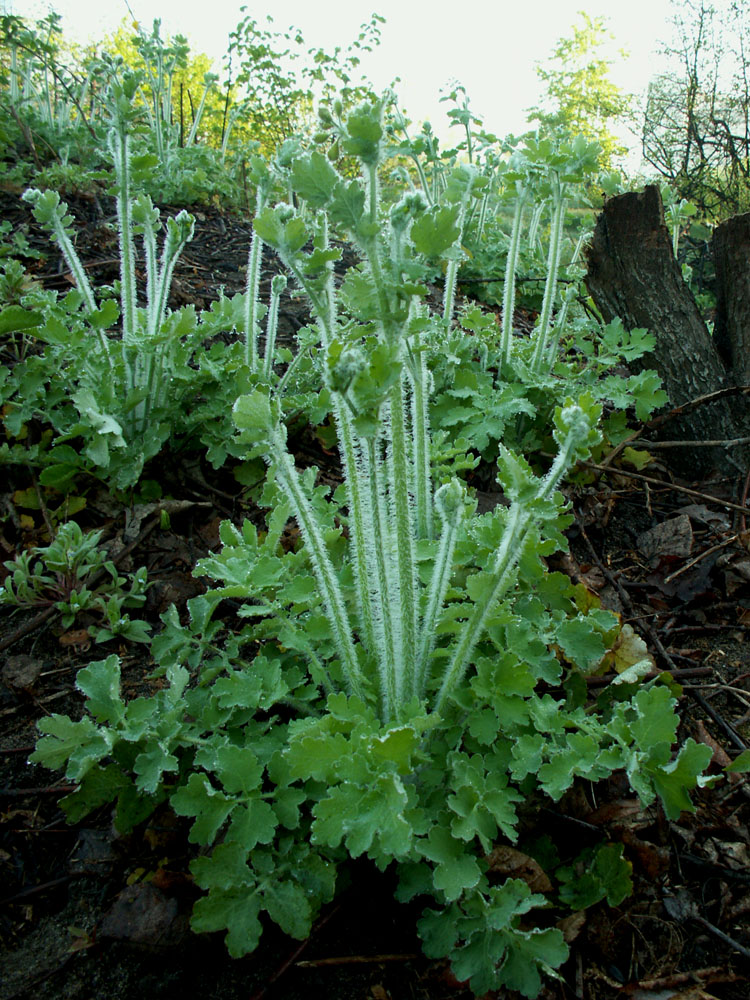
[{"x1": 1, "y1": 184, "x2": 750, "y2": 1000}]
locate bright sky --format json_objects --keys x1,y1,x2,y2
[{"x1": 7, "y1": 0, "x2": 676, "y2": 157}]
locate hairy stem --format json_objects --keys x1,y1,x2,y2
[
  {"x1": 387, "y1": 378, "x2": 418, "y2": 702},
  {"x1": 530, "y1": 187, "x2": 567, "y2": 375},
  {"x1": 262, "y1": 275, "x2": 286, "y2": 380},
  {"x1": 245, "y1": 186, "x2": 267, "y2": 369},
  {"x1": 271, "y1": 442, "x2": 366, "y2": 702},
  {"x1": 416, "y1": 482, "x2": 465, "y2": 698},
  {"x1": 500, "y1": 186, "x2": 528, "y2": 369},
  {"x1": 433, "y1": 427, "x2": 582, "y2": 714}
]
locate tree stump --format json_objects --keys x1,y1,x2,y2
[{"x1": 584, "y1": 184, "x2": 748, "y2": 475}]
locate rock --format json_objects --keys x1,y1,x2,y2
[
  {"x1": 99, "y1": 883, "x2": 189, "y2": 949},
  {"x1": 2, "y1": 653, "x2": 43, "y2": 691}
]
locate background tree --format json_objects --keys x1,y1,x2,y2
[
  {"x1": 641, "y1": 0, "x2": 750, "y2": 220},
  {"x1": 527, "y1": 11, "x2": 634, "y2": 168},
  {"x1": 95, "y1": 19, "x2": 224, "y2": 148},
  {"x1": 224, "y1": 11, "x2": 383, "y2": 156}
]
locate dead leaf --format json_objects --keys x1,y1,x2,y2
[
  {"x1": 723, "y1": 559, "x2": 750, "y2": 596},
  {"x1": 197, "y1": 516, "x2": 223, "y2": 549},
  {"x1": 485, "y1": 845, "x2": 553, "y2": 893},
  {"x1": 694, "y1": 720, "x2": 732, "y2": 769},
  {"x1": 662, "y1": 889, "x2": 697, "y2": 923},
  {"x1": 58, "y1": 629, "x2": 91, "y2": 650},
  {"x1": 68, "y1": 828, "x2": 116, "y2": 876},
  {"x1": 150, "y1": 868, "x2": 192, "y2": 894},
  {"x1": 557, "y1": 909, "x2": 586, "y2": 943},
  {"x1": 638, "y1": 515, "x2": 693, "y2": 561},
  {"x1": 123, "y1": 500, "x2": 208, "y2": 543},
  {"x1": 621, "y1": 828, "x2": 670, "y2": 880},
  {"x1": 603, "y1": 624, "x2": 656, "y2": 677},
  {"x1": 705, "y1": 836, "x2": 750, "y2": 871},
  {"x1": 677, "y1": 504, "x2": 730, "y2": 530},
  {"x1": 587, "y1": 797, "x2": 645, "y2": 827}
]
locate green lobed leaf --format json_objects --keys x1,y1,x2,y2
[
  {"x1": 284, "y1": 727, "x2": 351, "y2": 782},
  {"x1": 88, "y1": 299, "x2": 119, "y2": 329},
  {"x1": 191, "y1": 887, "x2": 262, "y2": 958},
  {"x1": 114, "y1": 781, "x2": 167, "y2": 834},
  {"x1": 556, "y1": 615, "x2": 608, "y2": 672},
  {"x1": 726, "y1": 749, "x2": 750, "y2": 773},
  {"x1": 370, "y1": 725, "x2": 423, "y2": 774},
  {"x1": 312, "y1": 773, "x2": 413, "y2": 858},
  {"x1": 447, "y1": 752, "x2": 523, "y2": 849},
  {"x1": 630, "y1": 685, "x2": 679, "y2": 754},
  {"x1": 227, "y1": 798, "x2": 278, "y2": 849},
  {"x1": 262, "y1": 879, "x2": 313, "y2": 939},
  {"x1": 509, "y1": 733, "x2": 546, "y2": 781},
  {"x1": 192, "y1": 841, "x2": 252, "y2": 892},
  {"x1": 418, "y1": 880, "x2": 568, "y2": 997},
  {"x1": 133, "y1": 745, "x2": 179, "y2": 794},
  {"x1": 558, "y1": 842, "x2": 633, "y2": 909},
  {"x1": 537, "y1": 730, "x2": 607, "y2": 800},
  {"x1": 232, "y1": 390, "x2": 277, "y2": 443},
  {"x1": 31, "y1": 715, "x2": 111, "y2": 780},
  {"x1": 58, "y1": 763, "x2": 129, "y2": 823},
  {"x1": 340, "y1": 104, "x2": 383, "y2": 165},
  {"x1": 496, "y1": 926, "x2": 568, "y2": 998},
  {"x1": 329, "y1": 179, "x2": 371, "y2": 238},
  {"x1": 253, "y1": 206, "x2": 308, "y2": 255},
  {"x1": 75, "y1": 655, "x2": 125, "y2": 725},
  {"x1": 420, "y1": 825, "x2": 483, "y2": 901},
  {"x1": 171, "y1": 772, "x2": 234, "y2": 844},
  {"x1": 411, "y1": 205, "x2": 461, "y2": 259},
  {"x1": 648, "y1": 738, "x2": 713, "y2": 820},
  {"x1": 212, "y1": 745, "x2": 264, "y2": 795},
  {"x1": 272, "y1": 785, "x2": 307, "y2": 829},
  {"x1": 291, "y1": 151, "x2": 339, "y2": 208},
  {"x1": 0, "y1": 305, "x2": 43, "y2": 336}
]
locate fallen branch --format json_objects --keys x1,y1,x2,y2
[
  {"x1": 579, "y1": 460, "x2": 750, "y2": 516},
  {"x1": 296, "y1": 953, "x2": 421, "y2": 967}
]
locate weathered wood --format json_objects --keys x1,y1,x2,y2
[
  {"x1": 584, "y1": 184, "x2": 745, "y2": 474},
  {"x1": 713, "y1": 212, "x2": 750, "y2": 386}
]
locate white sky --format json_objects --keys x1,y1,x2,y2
[{"x1": 7, "y1": 0, "x2": 676, "y2": 157}]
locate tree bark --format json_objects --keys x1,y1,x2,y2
[
  {"x1": 584, "y1": 184, "x2": 747, "y2": 475},
  {"x1": 713, "y1": 211, "x2": 750, "y2": 386}
]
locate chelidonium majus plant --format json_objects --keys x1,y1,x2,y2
[{"x1": 30, "y1": 98, "x2": 715, "y2": 997}]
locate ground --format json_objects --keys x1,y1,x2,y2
[{"x1": 1, "y1": 185, "x2": 749, "y2": 1000}]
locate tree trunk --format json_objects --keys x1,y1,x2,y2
[{"x1": 584, "y1": 184, "x2": 747, "y2": 475}]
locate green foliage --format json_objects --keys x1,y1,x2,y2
[
  {"x1": 0, "y1": 520, "x2": 150, "y2": 641},
  {"x1": 557, "y1": 842, "x2": 632, "y2": 908},
  {"x1": 2, "y1": 99, "x2": 266, "y2": 488},
  {"x1": 418, "y1": 880, "x2": 569, "y2": 997},
  {"x1": 30, "y1": 620, "x2": 710, "y2": 992},
  {"x1": 0, "y1": 11, "x2": 106, "y2": 188}
]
